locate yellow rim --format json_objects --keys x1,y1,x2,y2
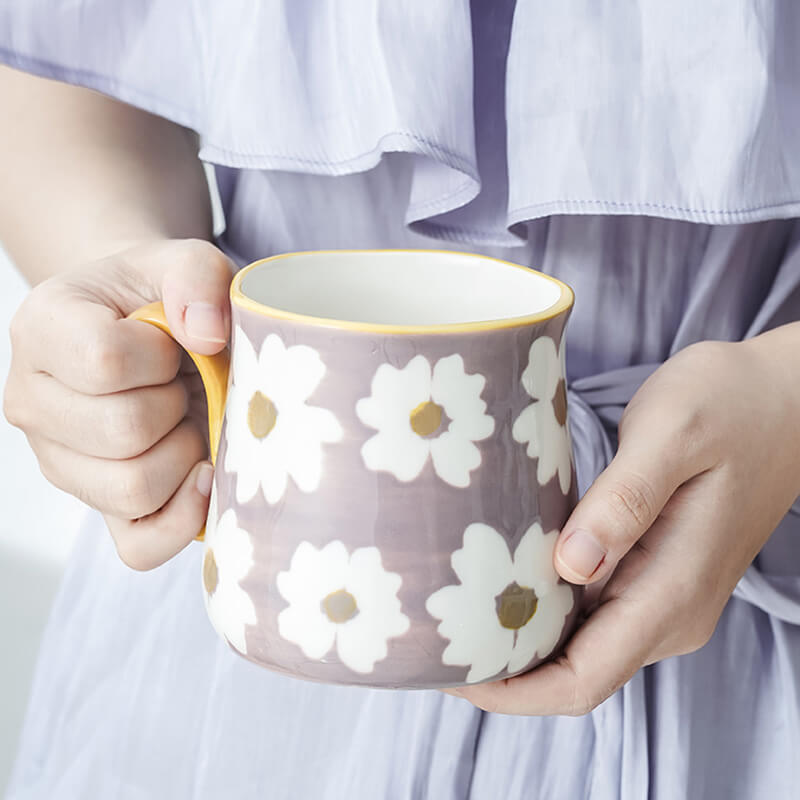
[{"x1": 230, "y1": 249, "x2": 574, "y2": 334}]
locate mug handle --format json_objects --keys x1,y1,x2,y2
[{"x1": 128, "y1": 301, "x2": 230, "y2": 539}]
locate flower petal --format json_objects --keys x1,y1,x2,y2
[
  {"x1": 266, "y1": 339, "x2": 327, "y2": 406},
  {"x1": 258, "y1": 452, "x2": 289, "y2": 505},
  {"x1": 361, "y1": 429, "x2": 429, "y2": 482},
  {"x1": 556, "y1": 434, "x2": 573, "y2": 495},
  {"x1": 511, "y1": 402, "x2": 541, "y2": 458},
  {"x1": 278, "y1": 604, "x2": 337, "y2": 659},
  {"x1": 448, "y1": 410, "x2": 495, "y2": 444},
  {"x1": 512, "y1": 398, "x2": 572, "y2": 492},
  {"x1": 464, "y1": 625, "x2": 515, "y2": 683},
  {"x1": 207, "y1": 584, "x2": 256, "y2": 655},
  {"x1": 520, "y1": 336, "x2": 560, "y2": 401},
  {"x1": 234, "y1": 454, "x2": 263, "y2": 504},
  {"x1": 254, "y1": 333, "x2": 289, "y2": 398},
  {"x1": 345, "y1": 547, "x2": 409, "y2": 638},
  {"x1": 224, "y1": 595, "x2": 258, "y2": 655},
  {"x1": 356, "y1": 356, "x2": 431, "y2": 431},
  {"x1": 214, "y1": 510, "x2": 254, "y2": 583},
  {"x1": 335, "y1": 618, "x2": 378, "y2": 673},
  {"x1": 429, "y1": 432, "x2": 481, "y2": 488},
  {"x1": 278, "y1": 406, "x2": 342, "y2": 494},
  {"x1": 276, "y1": 540, "x2": 350, "y2": 606},
  {"x1": 231, "y1": 326, "x2": 259, "y2": 385},
  {"x1": 451, "y1": 523, "x2": 514, "y2": 595},
  {"x1": 427, "y1": 582, "x2": 515, "y2": 683},
  {"x1": 512, "y1": 523, "x2": 561, "y2": 595},
  {"x1": 534, "y1": 402, "x2": 568, "y2": 488},
  {"x1": 302, "y1": 405, "x2": 345, "y2": 444},
  {"x1": 224, "y1": 380, "x2": 267, "y2": 504},
  {"x1": 431, "y1": 356, "x2": 494, "y2": 442},
  {"x1": 507, "y1": 582, "x2": 574, "y2": 672},
  {"x1": 204, "y1": 483, "x2": 219, "y2": 546}
]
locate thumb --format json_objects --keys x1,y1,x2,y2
[
  {"x1": 554, "y1": 445, "x2": 680, "y2": 585},
  {"x1": 158, "y1": 239, "x2": 236, "y2": 355}
]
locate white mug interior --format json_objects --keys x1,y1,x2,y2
[{"x1": 237, "y1": 250, "x2": 567, "y2": 327}]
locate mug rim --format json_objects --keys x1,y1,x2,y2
[{"x1": 230, "y1": 249, "x2": 574, "y2": 334}]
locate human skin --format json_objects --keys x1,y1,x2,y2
[
  {"x1": 0, "y1": 65, "x2": 234, "y2": 569},
  {"x1": 446, "y1": 324, "x2": 800, "y2": 714},
  {"x1": 3, "y1": 66, "x2": 800, "y2": 714}
]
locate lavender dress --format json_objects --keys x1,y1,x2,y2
[{"x1": 3, "y1": 2, "x2": 800, "y2": 798}]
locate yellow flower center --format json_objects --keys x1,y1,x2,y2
[
  {"x1": 203, "y1": 548, "x2": 219, "y2": 595},
  {"x1": 322, "y1": 589, "x2": 359, "y2": 623},
  {"x1": 552, "y1": 379, "x2": 568, "y2": 427},
  {"x1": 248, "y1": 391, "x2": 278, "y2": 439},
  {"x1": 495, "y1": 582, "x2": 538, "y2": 630},
  {"x1": 409, "y1": 400, "x2": 444, "y2": 437}
]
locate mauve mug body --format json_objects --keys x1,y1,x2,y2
[{"x1": 138, "y1": 250, "x2": 580, "y2": 689}]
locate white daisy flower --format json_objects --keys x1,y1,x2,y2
[
  {"x1": 356, "y1": 354, "x2": 494, "y2": 488},
  {"x1": 276, "y1": 540, "x2": 410, "y2": 674},
  {"x1": 425, "y1": 522, "x2": 574, "y2": 683},
  {"x1": 224, "y1": 326, "x2": 343, "y2": 504},
  {"x1": 512, "y1": 336, "x2": 573, "y2": 494},
  {"x1": 202, "y1": 485, "x2": 257, "y2": 654}
]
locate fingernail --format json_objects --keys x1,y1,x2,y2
[
  {"x1": 558, "y1": 529, "x2": 606, "y2": 580},
  {"x1": 196, "y1": 463, "x2": 214, "y2": 497},
  {"x1": 184, "y1": 302, "x2": 226, "y2": 343}
]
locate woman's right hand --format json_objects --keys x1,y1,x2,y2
[{"x1": 3, "y1": 239, "x2": 235, "y2": 569}]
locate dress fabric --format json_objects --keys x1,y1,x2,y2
[{"x1": 2, "y1": 1, "x2": 800, "y2": 798}]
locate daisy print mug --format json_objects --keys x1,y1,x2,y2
[{"x1": 130, "y1": 250, "x2": 581, "y2": 689}]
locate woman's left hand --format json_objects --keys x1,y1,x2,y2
[{"x1": 445, "y1": 325, "x2": 800, "y2": 715}]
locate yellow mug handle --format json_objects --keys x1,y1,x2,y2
[{"x1": 128, "y1": 301, "x2": 230, "y2": 539}]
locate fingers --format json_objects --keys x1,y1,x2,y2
[
  {"x1": 554, "y1": 454, "x2": 675, "y2": 584},
  {"x1": 30, "y1": 419, "x2": 207, "y2": 518},
  {"x1": 446, "y1": 594, "x2": 658, "y2": 716},
  {"x1": 106, "y1": 461, "x2": 214, "y2": 571},
  {"x1": 12, "y1": 372, "x2": 189, "y2": 458},
  {"x1": 554, "y1": 382, "x2": 715, "y2": 585},
  {"x1": 448, "y1": 469, "x2": 734, "y2": 716},
  {"x1": 11, "y1": 238, "x2": 234, "y2": 393},
  {"x1": 3, "y1": 238, "x2": 233, "y2": 574},
  {"x1": 12, "y1": 289, "x2": 182, "y2": 394},
  {"x1": 158, "y1": 239, "x2": 235, "y2": 355}
]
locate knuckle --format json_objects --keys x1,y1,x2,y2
[
  {"x1": 105, "y1": 395, "x2": 154, "y2": 458},
  {"x1": 682, "y1": 620, "x2": 717, "y2": 655},
  {"x1": 674, "y1": 404, "x2": 713, "y2": 460},
  {"x1": 606, "y1": 474, "x2": 657, "y2": 530},
  {"x1": 84, "y1": 336, "x2": 127, "y2": 394},
  {"x1": 116, "y1": 466, "x2": 158, "y2": 519},
  {"x1": 2, "y1": 380, "x2": 26, "y2": 429},
  {"x1": 8, "y1": 305, "x2": 27, "y2": 350},
  {"x1": 75, "y1": 482, "x2": 97, "y2": 509},
  {"x1": 472, "y1": 692, "x2": 502, "y2": 715},
  {"x1": 180, "y1": 237, "x2": 217, "y2": 257},
  {"x1": 31, "y1": 446, "x2": 74, "y2": 500},
  {"x1": 33, "y1": 449, "x2": 59, "y2": 489},
  {"x1": 112, "y1": 531, "x2": 160, "y2": 572},
  {"x1": 174, "y1": 238, "x2": 226, "y2": 271}
]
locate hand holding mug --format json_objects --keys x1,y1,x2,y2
[
  {"x1": 3, "y1": 239, "x2": 234, "y2": 569},
  {"x1": 448, "y1": 329, "x2": 800, "y2": 714}
]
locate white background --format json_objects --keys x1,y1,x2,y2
[{"x1": 0, "y1": 246, "x2": 84, "y2": 795}]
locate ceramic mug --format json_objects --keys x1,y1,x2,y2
[{"x1": 130, "y1": 249, "x2": 580, "y2": 689}]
